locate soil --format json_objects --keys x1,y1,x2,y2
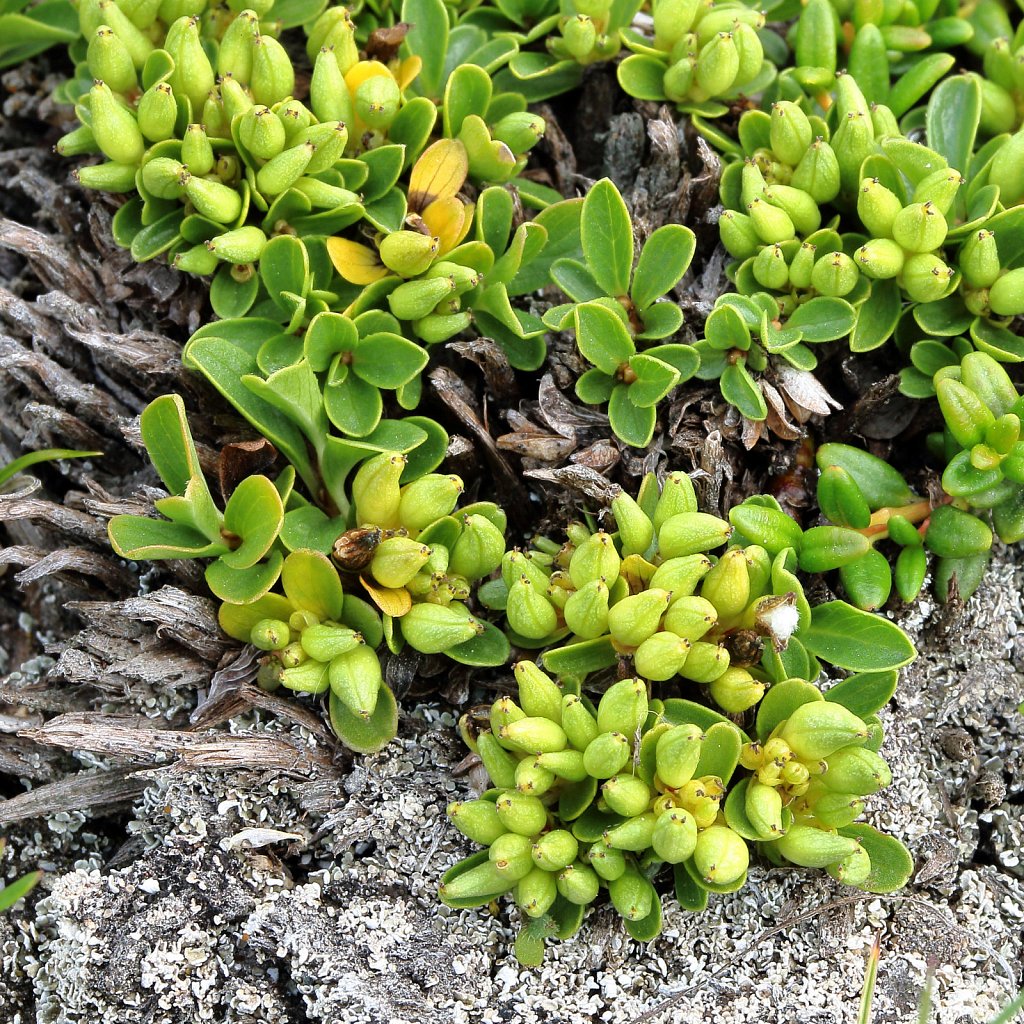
[{"x1": 0, "y1": 54, "x2": 1022, "y2": 1024}]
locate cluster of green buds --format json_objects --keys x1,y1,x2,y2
[
  {"x1": 108, "y1": 395, "x2": 510, "y2": 751},
  {"x1": 547, "y1": 0, "x2": 629, "y2": 66},
  {"x1": 618, "y1": 0, "x2": 772, "y2": 116},
  {"x1": 441, "y1": 659, "x2": 911, "y2": 963}
]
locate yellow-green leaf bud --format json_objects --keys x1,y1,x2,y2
[
  {"x1": 563, "y1": 578, "x2": 611, "y2": 639},
  {"x1": 448, "y1": 514, "x2": 504, "y2": 581},
  {"x1": 596, "y1": 677, "x2": 649, "y2": 736},
  {"x1": 587, "y1": 842, "x2": 626, "y2": 880},
  {"x1": 447, "y1": 799, "x2": 506, "y2": 845},
  {"x1": 718, "y1": 209, "x2": 761, "y2": 260},
  {"x1": 701, "y1": 548, "x2": 751, "y2": 619},
  {"x1": 603, "y1": 811, "x2": 659, "y2": 852},
  {"x1": 582, "y1": 731, "x2": 631, "y2": 778},
  {"x1": 353, "y1": 452, "x2": 405, "y2": 529},
  {"x1": 438, "y1": 858, "x2": 513, "y2": 903},
  {"x1": 764, "y1": 184, "x2": 821, "y2": 236},
  {"x1": 182, "y1": 171, "x2": 243, "y2": 224},
  {"x1": 745, "y1": 780, "x2": 784, "y2": 839},
  {"x1": 217, "y1": 8, "x2": 257, "y2": 82},
  {"x1": 870, "y1": 102, "x2": 900, "y2": 140},
  {"x1": 892, "y1": 201, "x2": 948, "y2": 254},
  {"x1": 653, "y1": 472, "x2": 698, "y2": 530},
  {"x1": 173, "y1": 243, "x2": 219, "y2": 275},
  {"x1": 810, "y1": 251, "x2": 859, "y2": 297},
  {"x1": 568, "y1": 530, "x2": 621, "y2": 588},
  {"x1": 989, "y1": 268, "x2": 1024, "y2": 317},
  {"x1": 182, "y1": 123, "x2": 214, "y2": 176},
  {"x1": 989, "y1": 126, "x2": 1024, "y2": 207},
  {"x1": 693, "y1": 825, "x2": 748, "y2": 885},
  {"x1": 379, "y1": 229, "x2": 440, "y2": 278},
  {"x1": 960, "y1": 229, "x2": 1001, "y2": 290},
  {"x1": 251, "y1": 33, "x2": 295, "y2": 107},
  {"x1": 649, "y1": 555, "x2": 712, "y2": 596},
  {"x1": 775, "y1": 823, "x2": 861, "y2": 867},
  {"x1": 857, "y1": 177, "x2": 902, "y2": 238},
  {"x1": 167, "y1": 16, "x2": 215, "y2": 114},
  {"x1": 307, "y1": 7, "x2": 359, "y2": 73},
  {"x1": 607, "y1": 589, "x2": 672, "y2": 647},
  {"x1": 770, "y1": 101, "x2": 813, "y2": 167},
  {"x1": 492, "y1": 112, "x2": 545, "y2": 156},
  {"x1": 136, "y1": 82, "x2": 177, "y2": 142},
  {"x1": 220, "y1": 74, "x2": 254, "y2": 122},
  {"x1": 515, "y1": 661, "x2": 563, "y2": 723},
  {"x1": 779, "y1": 700, "x2": 869, "y2": 760},
  {"x1": 561, "y1": 694, "x2": 599, "y2": 750},
  {"x1": 832, "y1": 111, "x2": 875, "y2": 196},
  {"x1": 389, "y1": 277, "x2": 455, "y2": 321},
  {"x1": 820, "y1": 745, "x2": 892, "y2": 794},
  {"x1": 535, "y1": 749, "x2": 588, "y2": 782},
  {"x1": 299, "y1": 623, "x2": 362, "y2": 661},
  {"x1": 695, "y1": 31, "x2": 739, "y2": 97},
  {"x1": 532, "y1": 829, "x2": 579, "y2": 872},
  {"x1": 659, "y1": 511, "x2": 732, "y2": 557},
  {"x1": 655, "y1": 722, "x2": 703, "y2": 789},
  {"x1": 489, "y1": 832, "x2": 534, "y2": 882},
  {"x1": 562, "y1": 13, "x2": 597, "y2": 58},
  {"x1": 515, "y1": 757, "x2": 556, "y2": 795},
  {"x1": 88, "y1": 81, "x2": 145, "y2": 165},
  {"x1": 239, "y1": 106, "x2": 286, "y2": 161},
  {"x1": 746, "y1": 195, "x2": 795, "y2": 244},
  {"x1": 506, "y1": 576, "x2": 558, "y2": 640},
  {"x1": 901, "y1": 252, "x2": 954, "y2": 303},
  {"x1": 250, "y1": 617, "x2": 291, "y2": 651},
  {"x1": 651, "y1": 808, "x2": 698, "y2": 863},
  {"x1": 329, "y1": 645, "x2": 383, "y2": 719},
  {"x1": 501, "y1": 716, "x2": 568, "y2": 755},
  {"x1": 205, "y1": 225, "x2": 267, "y2": 263},
  {"x1": 310, "y1": 46, "x2": 353, "y2": 124},
  {"x1": 609, "y1": 493, "x2": 653, "y2": 562},
  {"x1": 661, "y1": 54, "x2": 695, "y2": 103},
  {"x1": 913, "y1": 166, "x2": 964, "y2": 216},
  {"x1": 87, "y1": 26, "x2": 137, "y2": 94},
  {"x1": 808, "y1": 789, "x2": 864, "y2": 828},
  {"x1": 402, "y1": 602, "x2": 483, "y2": 652},
  {"x1": 413, "y1": 310, "x2": 473, "y2": 344},
  {"x1": 826, "y1": 843, "x2": 871, "y2": 887},
  {"x1": 634, "y1": 631, "x2": 690, "y2": 681},
  {"x1": 601, "y1": 774, "x2": 652, "y2": 817},
  {"x1": 680, "y1": 641, "x2": 729, "y2": 683},
  {"x1": 496, "y1": 791, "x2": 549, "y2": 837},
  {"x1": 516, "y1": 866, "x2": 558, "y2": 917},
  {"x1": 607, "y1": 865, "x2": 654, "y2": 921},
  {"x1": 791, "y1": 138, "x2": 841, "y2": 204},
  {"x1": 140, "y1": 156, "x2": 185, "y2": 200},
  {"x1": 732, "y1": 22, "x2": 762, "y2": 85},
  {"x1": 709, "y1": 665, "x2": 764, "y2": 712},
  {"x1": 854, "y1": 237, "x2": 904, "y2": 280},
  {"x1": 491, "y1": 695, "x2": 526, "y2": 745},
  {"x1": 397, "y1": 474, "x2": 463, "y2": 532},
  {"x1": 556, "y1": 862, "x2": 600, "y2": 905},
  {"x1": 654, "y1": 0, "x2": 700, "y2": 48},
  {"x1": 256, "y1": 140, "x2": 314, "y2": 197},
  {"x1": 369, "y1": 536, "x2": 431, "y2": 589},
  {"x1": 662, "y1": 594, "x2": 718, "y2": 643},
  {"x1": 94, "y1": 0, "x2": 153, "y2": 68},
  {"x1": 753, "y1": 243, "x2": 790, "y2": 290},
  {"x1": 355, "y1": 74, "x2": 400, "y2": 131},
  {"x1": 788, "y1": 240, "x2": 817, "y2": 289},
  {"x1": 478, "y1": 731, "x2": 518, "y2": 788}
]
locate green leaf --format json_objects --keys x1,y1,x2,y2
[
  {"x1": 608, "y1": 385, "x2": 657, "y2": 447},
  {"x1": 623, "y1": 890, "x2": 662, "y2": 942},
  {"x1": 402, "y1": 0, "x2": 449, "y2": 99},
  {"x1": 660, "y1": 698, "x2": 742, "y2": 734},
  {"x1": 359, "y1": 145, "x2": 407, "y2": 203},
  {"x1": 0, "y1": 870, "x2": 43, "y2": 912},
  {"x1": 825, "y1": 670, "x2": 898, "y2": 718},
  {"x1": 217, "y1": 593, "x2": 295, "y2": 642},
  {"x1": 575, "y1": 367, "x2": 616, "y2": 405},
  {"x1": 129, "y1": 209, "x2": 183, "y2": 262},
  {"x1": 443, "y1": 61, "x2": 491, "y2": 137},
  {"x1": 705, "y1": 304, "x2": 751, "y2": 350},
  {"x1": 838, "y1": 824, "x2": 913, "y2": 893},
  {"x1": 261, "y1": 235, "x2": 310, "y2": 316},
  {"x1": 720, "y1": 362, "x2": 767, "y2": 420},
  {"x1": 219, "y1": 475, "x2": 284, "y2": 569},
  {"x1": 723, "y1": 778, "x2": 763, "y2": 841},
  {"x1": 304, "y1": 311, "x2": 358, "y2": 372},
  {"x1": 755, "y1": 679, "x2": 823, "y2": 742},
  {"x1": 637, "y1": 302, "x2": 684, "y2": 339},
  {"x1": 880, "y1": 137, "x2": 947, "y2": 186},
  {"x1": 324, "y1": 370, "x2": 384, "y2": 438},
  {"x1": 205, "y1": 549, "x2": 283, "y2": 604},
  {"x1": 243, "y1": 361, "x2": 327, "y2": 450},
  {"x1": 786, "y1": 297, "x2": 856, "y2": 342},
  {"x1": 508, "y1": 198, "x2": 583, "y2": 296},
  {"x1": 551, "y1": 258, "x2": 604, "y2": 302},
  {"x1": 574, "y1": 301, "x2": 634, "y2": 373},
  {"x1": 802, "y1": 601, "x2": 917, "y2": 671},
  {"x1": 815, "y1": 444, "x2": 915, "y2": 509},
  {"x1": 630, "y1": 224, "x2": 695, "y2": 309},
  {"x1": 627, "y1": 354, "x2": 680, "y2": 407},
  {"x1": 281, "y1": 549, "x2": 344, "y2": 620},
  {"x1": 673, "y1": 863, "x2": 709, "y2": 912},
  {"x1": 539, "y1": 636, "x2": 617, "y2": 678},
  {"x1": 692, "y1": 721, "x2": 743, "y2": 784},
  {"x1": 617, "y1": 54, "x2": 670, "y2": 101},
  {"x1": 210, "y1": 265, "x2": 259, "y2": 319},
  {"x1": 352, "y1": 333, "x2": 429, "y2": 389},
  {"x1": 447, "y1": 620, "x2": 511, "y2": 666},
  {"x1": 581, "y1": 178, "x2": 634, "y2": 299},
  {"x1": 0, "y1": 447, "x2": 101, "y2": 489},
  {"x1": 646, "y1": 343, "x2": 699, "y2": 380},
  {"x1": 329, "y1": 683, "x2": 399, "y2": 754},
  {"x1": 850, "y1": 278, "x2": 901, "y2": 353},
  {"x1": 281, "y1": 505, "x2": 347, "y2": 554},
  {"x1": 925, "y1": 73, "x2": 980, "y2": 174},
  {"x1": 107, "y1": 515, "x2": 224, "y2": 561}
]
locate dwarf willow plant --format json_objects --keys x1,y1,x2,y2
[
  {"x1": 108, "y1": 395, "x2": 510, "y2": 751},
  {"x1": 443, "y1": 476, "x2": 914, "y2": 963}
]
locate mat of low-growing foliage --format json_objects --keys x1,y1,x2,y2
[{"x1": 3, "y1": 0, "x2": 1022, "y2": 964}]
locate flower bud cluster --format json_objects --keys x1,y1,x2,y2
[
  {"x1": 618, "y1": 0, "x2": 768, "y2": 112},
  {"x1": 548, "y1": 0, "x2": 622, "y2": 66},
  {"x1": 485, "y1": 471, "x2": 813, "y2": 714},
  {"x1": 441, "y1": 659, "x2": 903, "y2": 961}
]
